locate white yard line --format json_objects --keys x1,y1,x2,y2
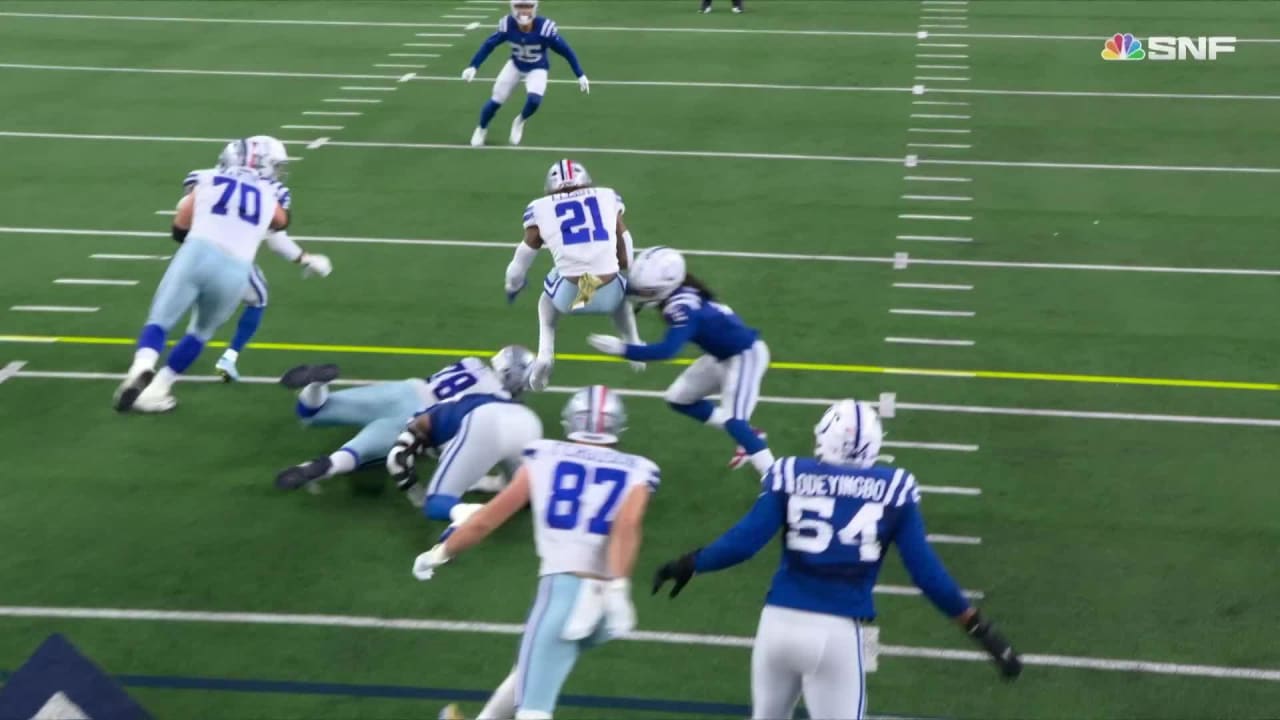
[
  {"x1": 339, "y1": 86, "x2": 397, "y2": 92},
  {"x1": 323, "y1": 98, "x2": 382, "y2": 103},
  {"x1": 912, "y1": 99, "x2": 969, "y2": 105},
  {"x1": 915, "y1": 75, "x2": 970, "y2": 81},
  {"x1": 893, "y1": 282, "x2": 973, "y2": 290},
  {"x1": 374, "y1": 63, "x2": 427, "y2": 69},
  {"x1": 8, "y1": 226, "x2": 1280, "y2": 276},
  {"x1": 904, "y1": 175, "x2": 972, "y2": 182},
  {"x1": 926, "y1": 533, "x2": 982, "y2": 544},
  {"x1": 10, "y1": 602, "x2": 1278, "y2": 681},
  {"x1": 17, "y1": 368, "x2": 1280, "y2": 429},
  {"x1": 918, "y1": 485, "x2": 981, "y2": 496},
  {"x1": 908, "y1": 128, "x2": 971, "y2": 134},
  {"x1": 281, "y1": 124, "x2": 344, "y2": 130},
  {"x1": 0, "y1": 361, "x2": 26, "y2": 384},
  {"x1": 403, "y1": 43, "x2": 452, "y2": 47},
  {"x1": 907, "y1": 142, "x2": 973, "y2": 149},
  {"x1": 916, "y1": 53, "x2": 969, "y2": 58},
  {"x1": 303, "y1": 111, "x2": 362, "y2": 116},
  {"x1": 91, "y1": 253, "x2": 170, "y2": 261},
  {"x1": 886, "y1": 337, "x2": 975, "y2": 346},
  {"x1": 901, "y1": 194, "x2": 973, "y2": 201},
  {"x1": 890, "y1": 308, "x2": 976, "y2": 317},
  {"x1": 10, "y1": 305, "x2": 99, "y2": 313},
  {"x1": 898, "y1": 213, "x2": 972, "y2": 221},
  {"x1": 53, "y1": 278, "x2": 137, "y2": 286},
  {"x1": 415, "y1": 33, "x2": 466, "y2": 37},
  {"x1": 388, "y1": 52, "x2": 441, "y2": 58},
  {"x1": 911, "y1": 113, "x2": 971, "y2": 119},
  {"x1": 306, "y1": 137, "x2": 330, "y2": 150}
]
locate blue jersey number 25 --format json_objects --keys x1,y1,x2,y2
[
  {"x1": 210, "y1": 176, "x2": 262, "y2": 225},
  {"x1": 554, "y1": 197, "x2": 610, "y2": 246},
  {"x1": 545, "y1": 461, "x2": 628, "y2": 535}
]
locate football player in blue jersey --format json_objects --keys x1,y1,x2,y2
[
  {"x1": 274, "y1": 346, "x2": 534, "y2": 491},
  {"x1": 462, "y1": 0, "x2": 590, "y2": 147},
  {"x1": 587, "y1": 247, "x2": 775, "y2": 474},
  {"x1": 652, "y1": 400, "x2": 1022, "y2": 719}
]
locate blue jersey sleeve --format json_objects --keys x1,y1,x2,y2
[
  {"x1": 894, "y1": 502, "x2": 971, "y2": 617},
  {"x1": 623, "y1": 322, "x2": 694, "y2": 362},
  {"x1": 469, "y1": 29, "x2": 506, "y2": 69},
  {"x1": 694, "y1": 488, "x2": 786, "y2": 573},
  {"x1": 547, "y1": 32, "x2": 585, "y2": 77}
]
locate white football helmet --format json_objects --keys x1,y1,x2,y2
[
  {"x1": 814, "y1": 400, "x2": 884, "y2": 469},
  {"x1": 490, "y1": 345, "x2": 535, "y2": 396},
  {"x1": 218, "y1": 135, "x2": 290, "y2": 182},
  {"x1": 545, "y1": 159, "x2": 593, "y2": 194},
  {"x1": 627, "y1": 246, "x2": 686, "y2": 306},
  {"x1": 562, "y1": 385, "x2": 627, "y2": 445},
  {"x1": 511, "y1": 0, "x2": 538, "y2": 25}
]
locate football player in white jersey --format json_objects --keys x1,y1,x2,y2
[
  {"x1": 414, "y1": 386, "x2": 658, "y2": 720},
  {"x1": 274, "y1": 346, "x2": 534, "y2": 491},
  {"x1": 504, "y1": 160, "x2": 642, "y2": 390},
  {"x1": 114, "y1": 136, "x2": 332, "y2": 413},
  {"x1": 175, "y1": 162, "x2": 330, "y2": 383}
]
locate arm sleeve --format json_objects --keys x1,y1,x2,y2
[
  {"x1": 265, "y1": 230, "x2": 304, "y2": 262},
  {"x1": 623, "y1": 322, "x2": 694, "y2": 362},
  {"x1": 894, "y1": 503, "x2": 971, "y2": 618},
  {"x1": 469, "y1": 31, "x2": 506, "y2": 69},
  {"x1": 505, "y1": 241, "x2": 538, "y2": 287},
  {"x1": 548, "y1": 34, "x2": 585, "y2": 77},
  {"x1": 694, "y1": 490, "x2": 786, "y2": 573}
]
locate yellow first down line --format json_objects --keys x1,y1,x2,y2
[{"x1": 1, "y1": 333, "x2": 1276, "y2": 392}]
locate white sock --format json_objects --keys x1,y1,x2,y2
[
  {"x1": 327, "y1": 450, "x2": 357, "y2": 477},
  {"x1": 478, "y1": 670, "x2": 518, "y2": 720},
  {"x1": 298, "y1": 382, "x2": 329, "y2": 408},
  {"x1": 749, "y1": 449, "x2": 776, "y2": 475},
  {"x1": 221, "y1": 348, "x2": 239, "y2": 362},
  {"x1": 131, "y1": 348, "x2": 159, "y2": 373},
  {"x1": 149, "y1": 367, "x2": 177, "y2": 394},
  {"x1": 611, "y1": 300, "x2": 640, "y2": 344},
  {"x1": 706, "y1": 408, "x2": 731, "y2": 429},
  {"x1": 536, "y1": 293, "x2": 559, "y2": 360}
]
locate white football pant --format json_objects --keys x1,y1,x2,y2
[{"x1": 751, "y1": 605, "x2": 867, "y2": 720}]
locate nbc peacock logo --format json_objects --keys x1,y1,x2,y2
[{"x1": 1102, "y1": 33, "x2": 1145, "y2": 60}]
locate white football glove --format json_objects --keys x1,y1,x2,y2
[
  {"x1": 578, "y1": 75, "x2": 590, "y2": 94},
  {"x1": 461, "y1": 66, "x2": 477, "y2": 82},
  {"x1": 412, "y1": 543, "x2": 453, "y2": 581},
  {"x1": 300, "y1": 253, "x2": 332, "y2": 278},
  {"x1": 603, "y1": 578, "x2": 636, "y2": 637},
  {"x1": 587, "y1": 333, "x2": 626, "y2": 356}
]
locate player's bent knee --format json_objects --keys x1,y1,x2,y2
[{"x1": 424, "y1": 493, "x2": 460, "y2": 521}]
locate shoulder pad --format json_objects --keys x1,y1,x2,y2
[
  {"x1": 522, "y1": 203, "x2": 536, "y2": 225},
  {"x1": 764, "y1": 456, "x2": 798, "y2": 493},
  {"x1": 498, "y1": 16, "x2": 509, "y2": 32},
  {"x1": 662, "y1": 291, "x2": 701, "y2": 323},
  {"x1": 183, "y1": 170, "x2": 200, "y2": 188},
  {"x1": 540, "y1": 18, "x2": 558, "y2": 37}
]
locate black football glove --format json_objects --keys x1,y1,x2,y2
[
  {"x1": 387, "y1": 431, "x2": 428, "y2": 491},
  {"x1": 964, "y1": 611, "x2": 1022, "y2": 679},
  {"x1": 651, "y1": 551, "x2": 699, "y2": 598}
]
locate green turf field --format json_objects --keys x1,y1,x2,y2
[{"x1": 1, "y1": 1, "x2": 1279, "y2": 718}]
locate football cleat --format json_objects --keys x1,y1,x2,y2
[
  {"x1": 438, "y1": 704, "x2": 466, "y2": 720},
  {"x1": 509, "y1": 115, "x2": 526, "y2": 146},
  {"x1": 132, "y1": 384, "x2": 177, "y2": 414},
  {"x1": 278, "y1": 363, "x2": 341, "y2": 389},
  {"x1": 728, "y1": 428, "x2": 768, "y2": 470},
  {"x1": 470, "y1": 126, "x2": 487, "y2": 147},
  {"x1": 113, "y1": 367, "x2": 155, "y2": 412},
  {"x1": 215, "y1": 354, "x2": 241, "y2": 383},
  {"x1": 276, "y1": 456, "x2": 333, "y2": 490},
  {"x1": 732, "y1": 5, "x2": 743, "y2": 13}
]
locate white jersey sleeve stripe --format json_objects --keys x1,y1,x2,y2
[
  {"x1": 895, "y1": 473, "x2": 917, "y2": 506},
  {"x1": 883, "y1": 468, "x2": 905, "y2": 507}
]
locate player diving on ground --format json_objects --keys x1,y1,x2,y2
[
  {"x1": 415, "y1": 386, "x2": 658, "y2": 720},
  {"x1": 504, "y1": 159, "x2": 643, "y2": 390},
  {"x1": 275, "y1": 346, "x2": 535, "y2": 491},
  {"x1": 652, "y1": 400, "x2": 1022, "y2": 719}
]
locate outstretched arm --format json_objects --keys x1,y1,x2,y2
[
  {"x1": 445, "y1": 465, "x2": 533, "y2": 556},
  {"x1": 469, "y1": 31, "x2": 506, "y2": 69},
  {"x1": 695, "y1": 490, "x2": 785, "y2": 572},
  {"x1": 548, "y1": 34, "x2": 585, "y2": 77},
  {"x1": 623, "y1": 322, "x2": 694, "y2": 362}
]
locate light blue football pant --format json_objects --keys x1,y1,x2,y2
[
  {"x1": 514, "y1": 574, "x2": 613, "y2": 716},
  {"x1": 245, "y1": 264, "x2": 268, "y2": 307},
  {"x1": 299, "y1": 380, "x2": 424, "y2": 464},
  {"x1": 146, "y1": 238, "x2": 253, "y2": 341},
  {"x1": 542, "y1": 269, "x2": 627, "y2": 315}
]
